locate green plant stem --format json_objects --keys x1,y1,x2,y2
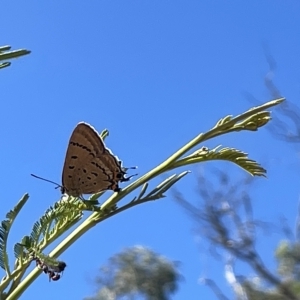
[{"x1": 7, "y1": 97, "x2": 284, "y2": 300}]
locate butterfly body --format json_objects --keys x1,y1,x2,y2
[{"x1": 62, "y1": 122, "x2": 131, "y2": 197}]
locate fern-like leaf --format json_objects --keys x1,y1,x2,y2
[
  {"x1": 0, "y1": 46, "x2": 30, "y2": 62},
  {"x1": 172, "y1": 146, "x2": 266, "y2": 177},
  {"x1": 139, "y1": 171, "x2": 190, "y2": 201},
  {"x1": 0, "y1": 62, "x2": 11, "y2": 69},
  {"x1": 135, "y1": 183, "x2": 149, "y2": 201},
  {"x1": 13, "y1": 237, "x2": 34, "y2": 261},
  {"x1": 29, "y1": 199, "x2": 82, "y2": 250},
  {"x1": 208, "y1": 147, "x2": 266, "y2": 176},
  {"x1": 0, "y1": 194, "x2": 29, "y2": 274},
  {"x1": 214, "y1": 115, "x2": 233, "y2": 128}
]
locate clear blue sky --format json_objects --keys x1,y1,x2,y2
[{"x1": 1, "y1": 1, "x2": 300, "y2": 299}]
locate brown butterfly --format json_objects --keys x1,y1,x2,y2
[{"x1": 32, "y1": 122, "x2": 135, "y2": 197}]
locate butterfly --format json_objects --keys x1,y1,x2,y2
[{"x1": 32, "y1": 122, "x2": 135, "y2": 197}]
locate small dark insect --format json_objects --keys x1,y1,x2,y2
[{"x1": 33, "y1": 256, "x2": 66, "y2": 282}]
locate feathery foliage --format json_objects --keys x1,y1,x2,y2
[
  {"x1": 0, "y1": 96, "x2": 285, "y2": 300},
  {"x1": 0, "y1": 194, "x2": 29, "y2": 274}
]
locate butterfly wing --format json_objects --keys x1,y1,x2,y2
[{"x1": 62, "y1": 122, "x2": 127, "y2": 197}]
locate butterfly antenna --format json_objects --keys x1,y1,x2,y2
[
  {"x1": 128, "y1": 166, "x2": 138, "y2": 170},
  {"x1": 31, "y1": 174, "x2": 62, "y2": 190},
  {"x1": 122, "y1": 166, "x2": 138, "y2": 171}
]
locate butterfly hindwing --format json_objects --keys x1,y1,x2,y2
[{"x1": 62, "y1": 122, "x2": 128, "y2": 197}]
